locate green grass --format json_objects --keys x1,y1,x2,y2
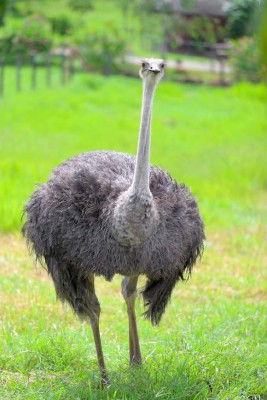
[
  {"x1": 0, "y1": 70, "x2": 267, "y2": 398},
  {"x1": 0, "y1": 68, "x2": 266, "y2": 231},
  {"x1": 1, "y1": 228, "x2": 266, "y2": 399}
]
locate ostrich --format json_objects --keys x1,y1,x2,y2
[{"x1": 22, "y1": 58, "x2": 205, "y2": 385}]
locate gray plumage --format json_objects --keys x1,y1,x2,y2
[
  {"x1": 23, "y1": 150, "x2": 204, "y2": 323},
  {"x1": 22, "y1": 59, "x2": 205, "y2": 383}
]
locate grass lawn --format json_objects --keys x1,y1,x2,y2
[{"x1": 0, "y1": 69, "x2": 267, "y2": 399}]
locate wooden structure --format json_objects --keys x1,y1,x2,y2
[
  {"x1": 159, "y1": 0, "x2": 227, "y2": 18},
  {"x1": 157, "y1": 0, "x2": 230, "y2": 56}
]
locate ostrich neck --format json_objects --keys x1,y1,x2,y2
[
  {"x1": 112, "y1": 79, "x2": 159, "y2": 247},
  {"x1": 131, "y1": 81, "x2": 156, "y2": 194}
]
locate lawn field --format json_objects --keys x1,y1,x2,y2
[
  {"x1": 1, "y1": 69, "x2": 266, "y2": 231},
  {"x1": 0, "y1": 71, "x2": 267, "y2": 399}
]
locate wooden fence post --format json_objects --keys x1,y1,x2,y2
[
  {"x1": 103, "y1": 52, "x2": 111, "y2": 76},
  {"x1": 46, "y1": 53, "x2": 51, "y2": 87},
  {"x1": 0, "y1": 57, "x2": 4, "y2": 97},
  {"x1": 16, "y1": 55, "x2": 22, "y2": 92},
  {"x1": 61, "y1": 54, "x2": 66, "y2": 84},
  {"x1": 69, "y1": 56, "x2": 74, "y2": 80},
  {"x1": 31, "y1": 54, "x2": 37, "y2": 90},
  {"x1": 217, "y1": 50, "x2": 226, "y2": 86}
]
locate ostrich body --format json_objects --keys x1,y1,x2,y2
[{"x1": 23, "y1": 59, "x2": 205, "y2": 385}]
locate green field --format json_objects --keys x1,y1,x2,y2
[{"x1": 0, "y1": 70, "x2": 267, "y2": 399}]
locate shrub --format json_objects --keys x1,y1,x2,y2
[
  {"x1": 15, "y1": 16, "x2": 52, "y2": 52},
  {"x1": 78, "y1": 30, "x2": 126, "y2": 75},
  {"x1": 258, "y1": 1, "x2": 267, "y2": 80},
  {"x1": 225, "y1": 0, "x2": 258, "y2": 39},
  {"x1": 0, "y1": 0, "x2": 8, "y2": 26},
  {"x1": 0, "y1": 33, "x2": 12, "y2": 54},
  {"x1": 68, "y1": 0, "x2": 93, "y2": 12},
  {"x1": 0, "y1": 15, "x2": 52, "y2": 60},
  {"x1": 230, "y1": 37, "x2": 262, "y2": 82},
  {"x1": 166, "y1": 15, "x2": 227, "y2": 52},
  {"x1": 50, "y1": 14, "x2": 73, "y2": 36}
]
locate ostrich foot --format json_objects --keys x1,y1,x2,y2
[
  {"x1": 130, "y1": 355, "x2": 142, "y2": 366},
  {"x1": 101, "y1": 373, "x2": 110, "y2": 388}
]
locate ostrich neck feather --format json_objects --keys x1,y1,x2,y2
[
  {"x1": 112, "y1": 79, "x2": 159, "y2": 246},
  {"x1": 131, "y1": 81, "x2": 156, "y2": 194}
]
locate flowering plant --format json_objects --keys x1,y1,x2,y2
[
  {"x1": 230, "y1": 37, "x2": 262, "y2": 82},
  {"x1": 0, "y1": 15, "x2": 52, "y2": 58},
  {"x1": 12, "y1": 16, "x2": 52, "y2": 54}
]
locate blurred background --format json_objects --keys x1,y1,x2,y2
[
  {"x1": 0, "y1": 0, "x2": 266, "y2": 86},
  {"x1": 0, "y1": 0, "x2": 266, "y2": 230},
  {"x1": 0, "y1": 2, "x2": 267, "y2": 398}
]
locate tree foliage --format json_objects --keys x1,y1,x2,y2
[
  {"x1": 68, "y1": 0, "x2": 93, "y2": 12},
  {"x1": 0, "y1": 0, "x2": 9, "y2": 26},
  {"x1": 225, "y1": 0, "x2": 258, "y2": 39}
]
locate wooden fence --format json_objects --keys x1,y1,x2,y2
[
  {"x1": 0, "y1": 49, "x2": 232, "y2": 97},
  {"x1": 0, "y1": 53, "x2": 75, "y2": 97}
]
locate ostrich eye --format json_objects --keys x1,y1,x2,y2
[
  {"x1": 141, "y1": 62, "x2": 146, "y2": 68},
  {"x1": 160, "y1": 63, "x2": 165, "y2": 69}
]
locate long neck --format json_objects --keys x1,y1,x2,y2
[{"x1": 131, "y1": 81, "x2": 156, "y2": 193}]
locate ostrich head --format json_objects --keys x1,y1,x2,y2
[{"x1": 140, "y1": 58, "x2": 165, "y2": 85}]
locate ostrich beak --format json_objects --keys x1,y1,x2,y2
[{"x1": 148, "y1": 65, "x2": 161, "y2": 74}]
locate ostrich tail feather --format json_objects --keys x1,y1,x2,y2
[{"x1": 141, "y1": 273, "x2": 184, "y2": 325}]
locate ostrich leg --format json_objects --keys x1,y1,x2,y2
[
  {"x1": 88, "y1": 273, "x2": 109, "y2": 386},
  {"x1": 122, "y1": 275, "x2": 142, "y2": 365}
]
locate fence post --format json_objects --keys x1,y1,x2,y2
[
  {"x1": 209, "y1": 47, "x2": 215, "y2": 76},
  {"x1": 16, "y1": 55, "x2": 22, "y2": 92},
  {"x1": 103, "y1": 52, "x2": 111, "y2": 76},
  {"x1": 217, "y1": 50, "x2": 226, "y2": 86},
  {"x1": 61, "y1": 54, "x2": 66, "y2": 84},
  {"x1": 69, "y1": 56, "x2": 74, "y2": 80},
  {"x1": 31, "y1": 53, "x2": 37, "y2": 90},
  {"x1": 46, "y1": 53, "x2": 51, "y2": 87},
  {"x1": 0, "y1": 57, "x2": 4, "y2": 97}
]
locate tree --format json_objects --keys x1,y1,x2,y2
[
  {"x1": 225, "y1": 0, "x2": 258, "y2": 39},
  {"x1": 0, "y1": 0, "x2": 9, "y2": 26}
]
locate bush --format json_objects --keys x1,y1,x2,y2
[
  {"x1": 68, "y1": 0, "x2": 93, "y2": 12},
  {"x1": 260, "y1": 6, "x2": 267, "y2": 80},
  {"x1": 0, "y1": 33, "x2": 12, "y2": 53},
  {"x1": 230, "y1": 37, "x2": 262, "y2": 82},
  {"x1": 15, "y1": 16, "x2": 52, "y2": 52},
  {"x1": 225, "y1": 0, "x2": 258, "y2": 39},
  {"x1": 0, "y1": 15, "x2": 52, "y2": 59},
  {"x1": 166, "y1": 15, "x2": 227, "y2": 52},
  {"x1": 0, "y1": 0, "x2": 9, "y2": 26},
  {"x1": 50, "y1": 14, "x2": 73, "y2": 36},
  {"x1": 78, "y1": 30, "x2": 126, "y2": 75}
]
